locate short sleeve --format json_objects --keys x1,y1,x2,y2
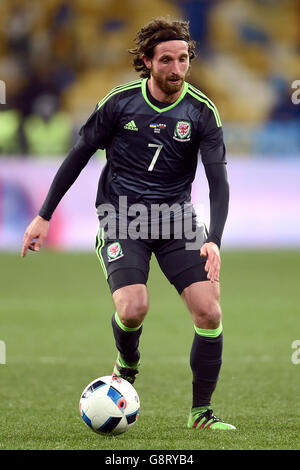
[
  {"x1": 198, "y1": 107, "x2": 226, "y2": 165},
  {"x1": 79, "y1": 96, "x2": 115, "y2": 149}
]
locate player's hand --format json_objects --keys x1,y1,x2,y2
[
  {"x1": 21, "y1": 215, "x2": 50, "y2": 257},
  {"x1": 200, "y1": 242, "x2": 220, "y2": 283}
]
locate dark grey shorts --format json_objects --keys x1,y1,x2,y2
[{"x1": 95, "y1": 219, "x2": 208, "y2": 295}]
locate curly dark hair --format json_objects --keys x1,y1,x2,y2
[{"x1": 128, "y1": 17, "x2": 196, "y2": 78}]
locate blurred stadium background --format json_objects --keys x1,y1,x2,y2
[{"x1": 0, "y1": 0, "x2": 300, "y2": 250}]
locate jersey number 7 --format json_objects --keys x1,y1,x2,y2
[{"x1": 148, "y1": 143, "x2": 163, "y2": 171}]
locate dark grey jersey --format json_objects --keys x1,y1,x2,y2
[{"x1": 79, "y1": 78, "x2": 226, "y2": 209}]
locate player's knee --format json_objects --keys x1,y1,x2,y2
[
  {"x1": 116, "y1": 288, "x2": 149, "y2": 328},
  {"x1": 119, "y1": 299, "x2": 148, "y2": 328},
  {"x1": 193, "y1": 301, "x2": 222, "y2": 330}
]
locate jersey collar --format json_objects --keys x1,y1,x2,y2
[{"x1": 141, "y1": 78, "x2": 188, "y2": 113}]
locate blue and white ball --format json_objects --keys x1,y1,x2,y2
[{"x1": 79, "y1": 375, "x2": 140, "y2": 435}]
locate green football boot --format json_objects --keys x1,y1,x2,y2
[
  {"x1": 187, "y1": 407, "x2": 236, "y2": 430},
  {"x1": 112, "y1": 353, "x2": 139, "y2": 385}
]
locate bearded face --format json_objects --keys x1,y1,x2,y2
[{"x1": 144, "y1": 40, "x2": 190, "y2": 100}]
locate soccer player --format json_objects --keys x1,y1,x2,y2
[{"x1": 21, "y1": 18, "x2": 235, "y2": 431}]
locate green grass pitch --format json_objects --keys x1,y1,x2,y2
[{"x1": 0, "y1": 250, "x2": 299, "y2": 450}]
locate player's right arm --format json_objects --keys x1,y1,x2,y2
[
  {"x1": 21, "y1": 136, "x2": 97, "y2": 257},
  {"x1": 21, "y1": 93, "x2": 116, "y2": 257}
]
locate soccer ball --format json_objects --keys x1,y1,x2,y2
[{"x1": 79, "y1": 375, "x2": 140, "y2": 435}]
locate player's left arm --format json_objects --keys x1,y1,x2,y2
[
  {"x1": 198, "y1": 105, "x2": 229, "y2": 283},
  {"x1": 200, "y1": 162, "x2": 229, "y2": 282}
]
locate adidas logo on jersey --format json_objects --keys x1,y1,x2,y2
[{"x1": 124, "y1": 120, "x2": 138, "y2": 131}]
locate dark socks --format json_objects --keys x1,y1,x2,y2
[
  {"x1": 111, "y1": 312, "x2": 143, "y2": 365},
  {"x1": 190, "y1": 326, "x2": 223, "y2": 408}
]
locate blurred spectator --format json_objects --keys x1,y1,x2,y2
[
  {"x1": 11, "y1": 66, "x2": 60, "y2": 119},
  {"x1": 23, "y1": 94, "x2": 72, "y2": 157},
  {"x1": 3, "y1": 2, "x2": 37, "y2": 67},
  {"x1": 0, "y1": 106, "x2": 21, "y2": 154},
  {"x1": 8, "y1": 66, "x2": 63, "y2": 154}
]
